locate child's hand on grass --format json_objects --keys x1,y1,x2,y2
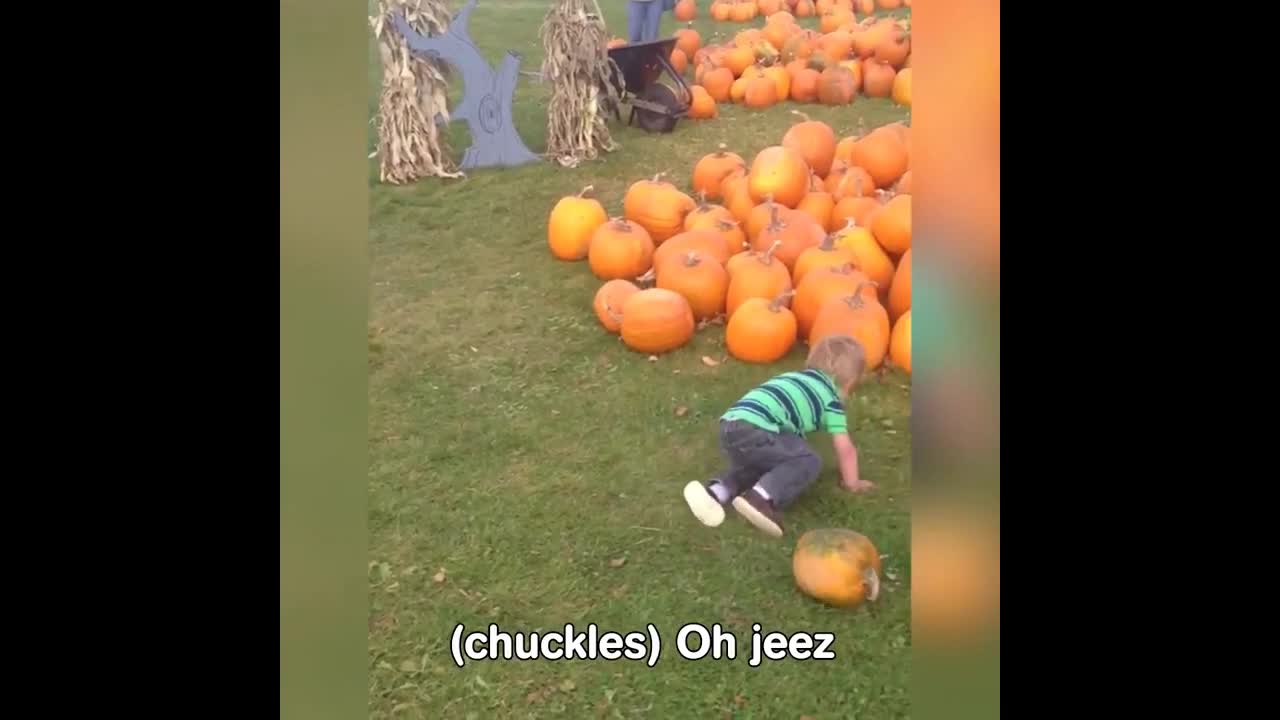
[{"x1": 841, "y1": 479, "x2": 877, "y2": 494}]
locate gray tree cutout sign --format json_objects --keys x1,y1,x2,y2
[{"x1": 390, "y1": 0, "x2": 540, "y2": 170}]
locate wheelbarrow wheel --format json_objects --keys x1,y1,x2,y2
[{"x1": 635, "y1": 83, "x2": 682, "y2": 133}]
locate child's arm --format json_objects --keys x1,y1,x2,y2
[{"x1": 832, "y1": 433, "x2": 875, "y2": 493}]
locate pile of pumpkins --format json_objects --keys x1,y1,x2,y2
[
  {"x1": 711, "y1": 0, "x2": 911, "y2": 25},
  {"x1": 547, "y1": 114, "x2": 912, "y2": 375},
  {"x1": 680, "y1": 2, "x2": 911, "y2": 118}
]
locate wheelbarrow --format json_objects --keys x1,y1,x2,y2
[{"x1": 605, "y1": 38, "x2": 691, "y2": 133}]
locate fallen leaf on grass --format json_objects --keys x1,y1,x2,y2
[
  {"x1": 701, "y1": 355, "x2": 720, "y2": 367},
  {"x1": 559, "y1": 679, "x2": 577, "y2": 692},
  {"x1": 433, "y1": 569, "x2": 447, "y2": 583},
  {"x1": 610, "y1": 584, "x2": 629, "y2": 598},
  {"x1": 886, "y1": 570, "x2": 898, "y2": 581},
  {"x1": 675, "y1": 405, "x2": 689, "y2": 417},
  {"x1": 469, "y1": 346, "x2": 478, "y2": 353},
  {"x1": 609, "y1": 557, "x2": 626, "y2": 568},
  {"x1": 648, "y1": 355, "x2": 658, "y2": 362}
]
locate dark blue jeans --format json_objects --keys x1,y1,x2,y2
[
  {"x1": 627, "y1": 1, "x2": 664, "y2": 43},
  {"x1": 714, "y1": 420, "x2": 822, "y2": 509}
]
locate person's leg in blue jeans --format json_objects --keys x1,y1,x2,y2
[
  {"x1": 643, "y1": 1, "x2": 664, "y2": 42},
  {"x1": 626, "y1": 1, "x2": 645, "y2": 44}
]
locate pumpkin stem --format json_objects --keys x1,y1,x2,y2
[
  {"x1": 683, "y1": 251, "x2": 701, "y2": 267},
  {"x1": 847, "y1": 280, "x2": 879, "y2": 307},
  {"x1": 819, "y1": 232, "x2": 837, "y2": 251},
  {"x1": 717, "y1": 143, "x2": 729, "y2": 156},
  {"x1": 864, "y1": 567, "x2": 880, "y2": 602},
  {"x1": 790, "y1": 109, "x2": 812, "y2": 123},
  {"x1": 605, "y1": 304, "x2": 623, "y2": 324},
  {"x1": 610, "y1": 216, "x2": 632, "y2": 232},
  {"x1": 761, "y1": 240, "x2": 783, "y2": 264},
  {"x1": 767, "y1": 203, "x2": 781, "y2": 230},
  {"x1": 636, "y1": 268, "x2": 657, "y2": 286},
  {"x1": 577, "y1": 185, "x2": 594, "y2": 198},
  {"x1": 697, "y1": 188, "x2": 708, "y2": 206},
  {"x1": 768, "y1": 289, "x2": 796, "y2": 312}
]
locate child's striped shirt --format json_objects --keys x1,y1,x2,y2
[{"x1": 720, "y1": 369, "x2": 848, "y2": 436}]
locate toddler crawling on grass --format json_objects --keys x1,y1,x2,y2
[{"x1": 683, "y1": 334, "x2": 874, "y2": 537}]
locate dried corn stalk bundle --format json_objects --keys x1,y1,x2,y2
[
  {"x1": 370, "y1": 0, "x2": 462, "y2": 183},
  {"x1": 540, "y1": 0, "x2": 623, "y2": 168}
]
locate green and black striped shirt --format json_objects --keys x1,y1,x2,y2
[{"x1": 721, "y1": 369, "x2": 848, "y2": 436}]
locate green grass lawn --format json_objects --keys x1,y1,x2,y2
[{"x1": 368, "y1": 2, "x2": 912, "y2": 718}]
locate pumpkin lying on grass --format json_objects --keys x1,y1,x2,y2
[{"x1": 793, "y1": 528, "x2": 883, "y2": 609}]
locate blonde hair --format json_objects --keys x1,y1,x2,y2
[{"x1": 806, "y1": 334, "x2": 865, "y2": 390}]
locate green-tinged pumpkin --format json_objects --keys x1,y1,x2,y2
[{"x1": 793, "y1": 528, "x2": 883, "y2": 608}]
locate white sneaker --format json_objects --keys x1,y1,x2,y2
[{"x1": 683, "y1": 481, "x2": 726, "y2": 527}]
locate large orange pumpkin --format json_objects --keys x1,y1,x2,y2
[
  {"x1": 731, "y1": 0, "x2": 756, "y2": 22},
  {"x1": 675, "y1": 0, "x2": 698, "y2": 21},
  {"x1": 889, "y1": 310, "x2": 910, "y2": 374},
  {"x1": 688, "y1": 85, "x2": 718, "y2": 119},
  {"x1": 831, "y1": 218, "x2": 894, "y2": 300},
  {"x1": 670, "y1": 48, "x2": 689, "y2": 76},
  {"x1": 744, "y1": 75, "x2": 779, "y2": 108},
  {"x1": 764, "y1": 64, "x2": 792, "y2": 101},
  {"x1": 748, "y1": 146, "x2": 810, "y2": 208},
  {"x1": 620, "y1": 288, "x2": 696, "y2": 354},
  {"x1": 817, "y1": 66, "x2": 856, "y2": 105},
  {"x1": 656, "y1": 250, "x2": 729, "y2": 320},
  {"x1": 850, "y1": 127, "x2": 908, "y2": 188},
  {"x1": 693, "y1": 145, "x2": 747, "y2": 202},
  {"x1": 792, "y1": 528, "x2": 882, "y2": 609},
  {"x1": 588, "y1": 218, "x2": 655, "y2": 280},
  {"x1": 624, "y1": 175, "x2": 697, "y2": 245},
  {"x1": 888, "y1": 248, "x2": 911, "y2": 320},
  {"x1": 795, "y1": 190, "x2": 836, "y2": 231},
  {"x1": 653, "y1": 229, "x2": 734, "y2": 270},
  {"x1": 809, "y1": 286, "x2": 889, "y2": 368},
  {"x1": 593, "y1": 279, "x2": 640, "y2": 333},
  {"x1": 712, "y1": 1, "x2": 732, "y2": 21},
  {"x1": 726, "y1": 241, "x2": 793, "y2": 318},
  {"x1": 792, "y1": 231, "x2": 857, "y2": 287},
  {"x1": 790, "y1": 68, "x2": 821, "y2": 102},
  {"x1": 753, "y1": 205, "x2": 826, "y2": 272},
  {"x1": 870, "y1": 193, "x2": 911, "y2": 254},
  {"x1": 675, "y1": 25, "x2": 702, "y2": 60},
  {"x1": 764, "y1": 17, "x2": 797, "y2": 50},
  {"x1": 875, "y1": 28, "x2": 911, "y2": 68},
  {"x1": 548, "y1": 185, "x2": 608, "y2": 261},
  {"x1": 727, "y1": 291, "x2": 798, "y2": 363},
  {"x1": 862, "y1": 58, "x2": 896, "y2": 98},
  {"x1": 730, "y1": 77, "x2": 750, "y2": 103},
  {"x1": 782, "y1": 112, "x2": 837, "y2": 177},
  {"x1": 725, "y1": 46, "x2": 755, "y2": 77},
  {"x1": 891, "y1": 67, "x2": 912, "y2": 107},
  {"x1": 703, "y1": 66, "x2": 735, "y2": 102},
  {"x1": 791, "y1": 263, "x2": 873, "y2": 340},
  {"x1": 685, "y1": 194, "x2": 736, "y2": 231}
]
